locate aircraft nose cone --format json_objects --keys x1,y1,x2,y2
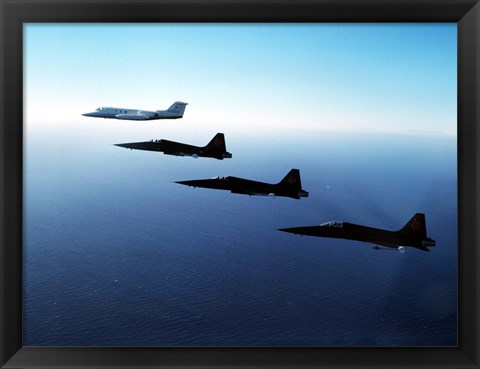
[
  {"x1": 114, "y1": 143, "x2": 130, "y2": 148},
  {"x1": 278, "y1": 228, "x2": 295, "y2": 234}
]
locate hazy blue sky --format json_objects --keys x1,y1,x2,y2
[{"x1": 24, "y1": 24, "x2": 456, "y2": 135}]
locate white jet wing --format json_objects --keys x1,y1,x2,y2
[{"x1": 115, "y1": 113, "x2": 150, "y2": 120}]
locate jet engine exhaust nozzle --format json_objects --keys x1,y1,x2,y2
[{"x1": 422, "y1": 238, "x2": 436, "y2": 247}]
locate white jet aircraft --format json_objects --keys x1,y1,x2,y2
[{"x1": 82, "y1": 101, "x2": 188, "y2": 120}]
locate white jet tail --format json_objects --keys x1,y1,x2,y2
[{"x1": 167, "y1": 101, "x2": 188, "y2": 116}]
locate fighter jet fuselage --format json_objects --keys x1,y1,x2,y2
[
  {"x1": 83, "y1": 101, "x2": 188, "y2": 121},
  {"x1": 279, "y1": 213, "x2": 436, "y2": 252},
  {"x1": 176, "y1": 169, "x2": 309, "y2": 199},
  {"x1": 115, "y1": 133, "x2": 232, "y2": 160}
]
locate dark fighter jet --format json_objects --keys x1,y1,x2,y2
[
  {"x1": 175, "y1": 169, "x2": 309, "y2": 199},
  {"x1": 114, "y1": 133, "x2": 232, "y2": 160},
  {"x1": 279, "y1": 213, "x2": 436, "y2": 252}
]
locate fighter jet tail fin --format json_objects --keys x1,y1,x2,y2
[
  {"x1": 167, "y1": 101, "x2": 188, "y2": 116},
  {"x1": 278, "y1": 169, "x2": 302, "y2": 190},
  {"x1": 205, "y1": 133, "x2": 227, "y2": 152},
  {"x1": 399, "y1": 213, "x2": 427, "y2": 240}
]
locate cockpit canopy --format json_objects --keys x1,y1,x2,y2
[
  {"x1": 320, "y1": 221, "x2": 343, "y2": 228},
  {"x1": 211, "y1": 176, "x2": 227, "y2": 180},
  {"x1": 96, "y1": 107, "x2": 104, "y2": 111}
]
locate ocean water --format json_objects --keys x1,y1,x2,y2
[{"x1": 23, "y1": 121, "x2": 457, "y2": 346}]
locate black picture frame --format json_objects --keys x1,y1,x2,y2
[{"x1": 1, "y1": 0, "x2": 478, "y2": 368}]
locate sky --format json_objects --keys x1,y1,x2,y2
[{"x1": 24, "y1": 23, "x2": 457, "y2": 136}]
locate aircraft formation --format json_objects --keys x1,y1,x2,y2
[{"x1": 83, "y1": 101, "x2": 435, "y2": 253}]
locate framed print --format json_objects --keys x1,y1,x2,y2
[{"x1": 1, "y1": 0, "x2": 479, "y2": 368}]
